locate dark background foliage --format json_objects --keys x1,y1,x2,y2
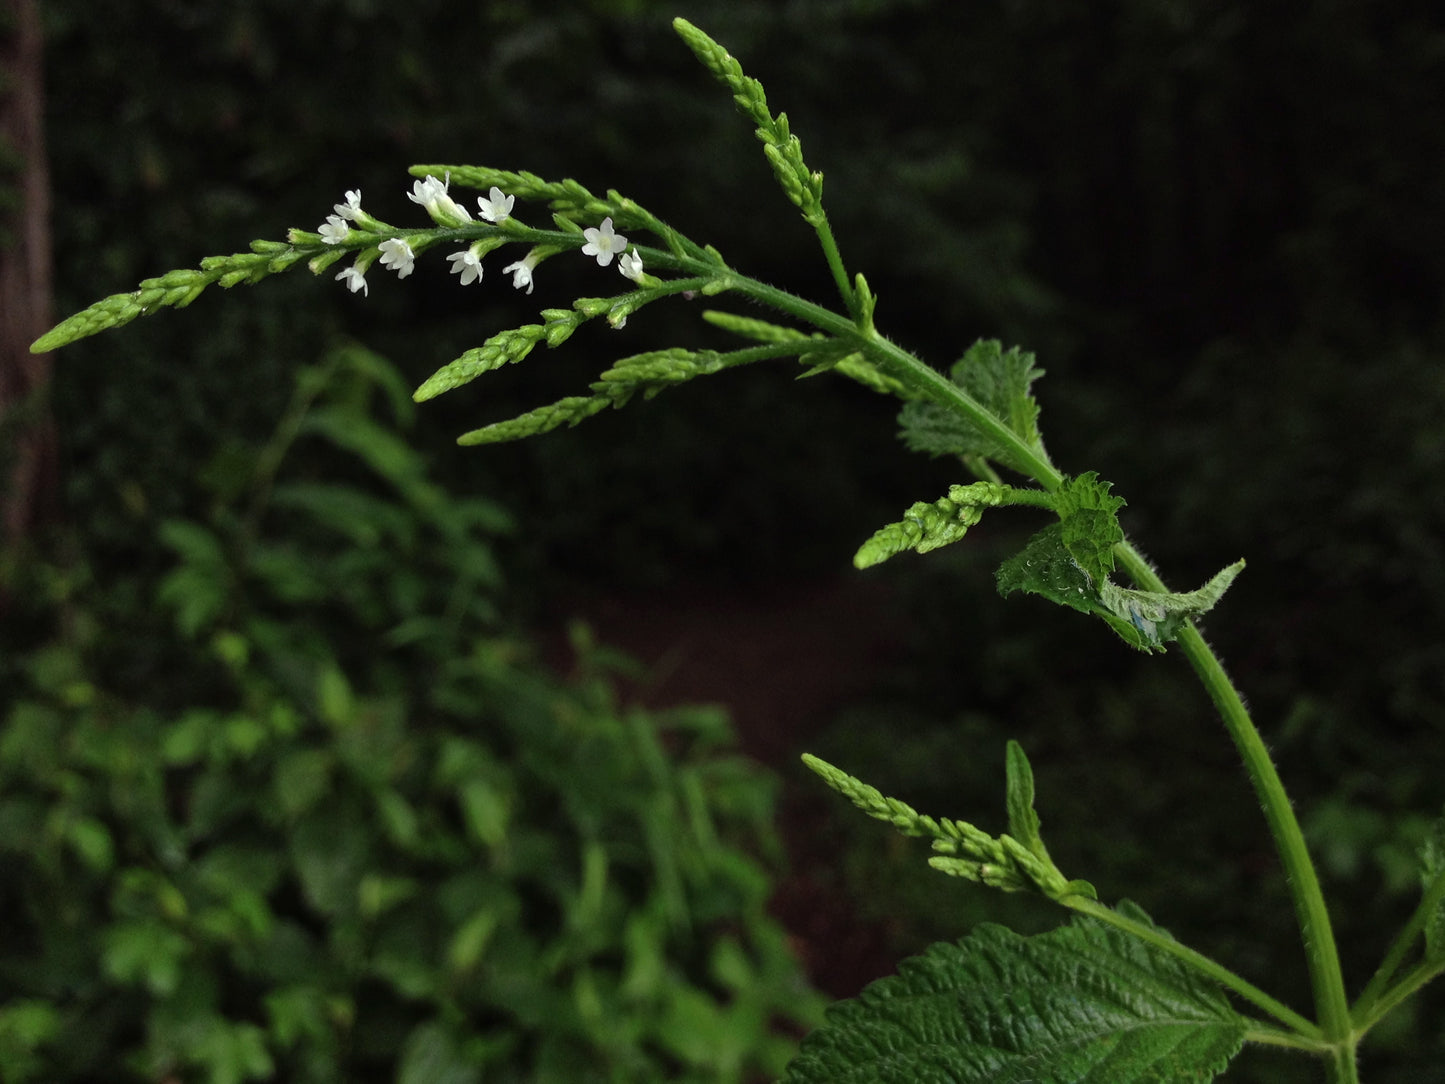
[{"x1": 8, "y1": 0, "x2": 1445, "y2": 1079}]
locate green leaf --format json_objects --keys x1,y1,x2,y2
[
  {"x1": 1053, "y1": 471, "x2": 1126, "y2": 586},
  {"x1": 898, "y1": 339, "x2": 1049, "y2": 473},
  {"x1": 781, "y1": 919, "x2": 1246, "y2": 1083},
  {"x1": 1096, "y1": 562, "x2": 1246, "y2": 649},
  {"x1": 996, "y1": 523, "x2": 1244, "y2": 653}
]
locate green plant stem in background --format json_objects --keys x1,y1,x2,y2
[{"x1": 1353, "y1": 868, "x2": 1445, "y2": 1033}]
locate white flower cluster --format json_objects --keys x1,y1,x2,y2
[{"x1": 317, "y1": 178, "x2": 645, "y2": 303}]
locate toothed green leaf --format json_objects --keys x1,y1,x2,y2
[
  {"x1": 996, "y1": 523, "x2": 1244, "y2": 653},
  {"x1": 898, "y1": 339, "x2": 1050, "y2": 473},
  {"x1": 1054, "y1": 471, "x2": 1127, "y2": 586},
  {"x1": 782, "y1": 918, "x2": 1246, "y2": 1083}
]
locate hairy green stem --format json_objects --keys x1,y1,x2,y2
[
  {"x1": 1115, "y1": 546, "x2": 1357, "y2": 1081},
  {"x1": 807, "y1": 214, "x2": 857, "y2": 319},
  {"x1": 714, "y1": 267, "x2": 1361, "y2": 1077}
]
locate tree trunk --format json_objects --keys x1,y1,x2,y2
[{"x1": 0, "y1": 0, "x2": 57, "y2": 560}]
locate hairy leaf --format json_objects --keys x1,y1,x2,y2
[
  {"x1": 782, "y1": 919, "x2": 1246, "y2": 1083},
  {"x1": 996, "y1": 524, "x2": 1243, "y2": 653},
  {"x1": 898, "y1": 339, "x2": 1049, "y2": 473},
  {"x1": 1053, "y1": 471, "x2": 1126, "y2": 586}
]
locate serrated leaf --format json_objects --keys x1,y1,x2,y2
[
  {"x1": 898, "y1": 339, "x2": 1049, "y2": 473},
  {"x1": 1096, "y1": 562, "x2": 1245, "y2": 649},
  {"x1": 782, "y1": 919, "x2": 1246, "y2": 1084},
  {"x1": 1054, "y1": 471, "x2": 1126, "y2": 585},
  {"x1": 996, "y1": 524, "x2": 1244, "y2": 653}
]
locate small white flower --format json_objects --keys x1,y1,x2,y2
[
  {"x1": 318, "y1": 214, "x2": 351, "y2": 244},
  {"x1": 447, "y1": 246, "x2": 485, "y2": 286},
  {"x1": 502, "y1": 251, "x2": 541, "y2": 294},
  {"x1": 477, "y1": 186, "x2": 515, "y2": 223},
  {"x1": 335, "y1": 261, "x2": 368, "y2": 296},
  {"x1": 334, "y1": 189, "x2": 363, "y2": 220},
  {"x1": 581, "y1": 217, "x2": 627, "y2": 267},
  {"x1": 378, "y1": 237, "x2": 416, "y2": 278},
  {"x1": 618, "y1": 248, "x2": 644, "y2": 283},
  {"x1": 407, "y1": 173, "x2": 472, "y2": 226}
]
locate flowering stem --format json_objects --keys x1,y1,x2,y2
[
  {"x1": 712, "y1": 265, "x2": 1359, "y2": 1077},
  {"x1": 1113, "y1": 546, "x2": 1356, "y2": 1079},
  {"x1": 807, "y1": 213, "x2": 858, "y2": 321}
]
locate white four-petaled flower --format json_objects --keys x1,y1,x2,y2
[
  {"x1": 618, "y1": 248, "x2": 644, "y2": 283},
  {"x1": 502, "y1": 251, "x2": 541, "y2": 294},
  {"x1": 318, "y1": 214, "x2": 350, "y2": 244},
  {"x1": 407, "y1": 174, "x2": 472, "y2": 227},
  {"x1": 335, "y1": 261, "x2": 368, "y2": 296},
  {"x1": 581, "y1": 217, "x2": 627, "y2": 266},
  {"x1": 334, "y1": 189, "x2": 363, "y2": 220},
  {"x1": 378, "y1": 238, "x2": 416, "y2": 278},
  {"x1": 477, "y1": 186, "x2": 514, "y2": 223},
  {"x1": 447, "y1": 246, "x2": 485, "y2": 286}
]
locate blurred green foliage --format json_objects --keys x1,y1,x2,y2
[{"x1": 0, "y1": 347, "x2": 823, "y2": 1081}]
